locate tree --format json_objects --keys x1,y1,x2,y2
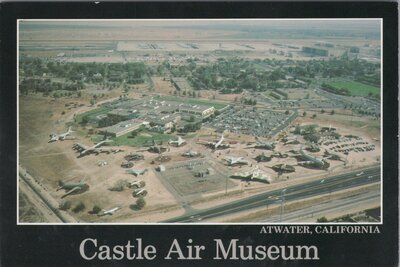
[
  {"x1": 303, "y1": 111, "x2": 307, "y2": 117},
  {"x1": 91, "y1": 205, "x2": 102, "y2": 214},
  {"x1": 330, "y1": 110, "x2": 335, "y2": 115},
  {"x1": 312, "y1": 114, "x2": 317, "y2": 119},
  {"x1": 72, "y1": 201, "x2": 86, "y2": 213},
  {"x1": 59, "y1": 200, "x2": 71, "y2": 211},
  {"x1": 136, "y1": 197, "x2": 146, "y2": 210},
  {"x1": 317, "y1": 216, "x2": 328, "y2": 223},
  {"x1": 285, "y1": 110, "x2": 290, "y2": 115}
]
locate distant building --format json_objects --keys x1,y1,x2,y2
[
  {"x1": 178, "y1": 104, "x2": 215, "y2": 118},
  {"x1": 99, "y1": 119, "x2": 144, "y2": 137},
  {"x1": 108, "y1": 108, "x2": 139, "y2": 120},
  {"x1": 302, "y1": 46, "x2": 329, "y2": 57}
]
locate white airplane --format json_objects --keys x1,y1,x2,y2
[
  {"x1": 126, "y1": 168, "x2": 148, "y2": 177},
  {"x1": 73, "y1": 139, "x2": 112, "y2": 157},
  {"x1": 356, "y1": 171, "x2": 364, "y2": 177},
  {"x1": 224, "y1": 156, "x2": 249, "y2": 166},
  {"x1": 200, "y1": 131, "x2": 230, "y2": 150},
  {"x1": 49, "y1": 127, "x2": 74, "y2": 142},
  {"x1": 169, "y1": 136, "x2": 186, "y2": 147},
  {"x1": 98, "y1": 206, "x2": 121, "y2": 216},
  {"x1": 128, "y1": 180, "x2": 146, "y2": 189},
  {"x1": 182, "y1": 150, "x2": 199, "y2": 157},
  {"x1": 133, "y1": 188, "x2": 148, "y2": 197}
]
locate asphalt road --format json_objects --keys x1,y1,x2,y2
[{"x1": 163, "y1": 166, "x2": 380, "y2": 222}]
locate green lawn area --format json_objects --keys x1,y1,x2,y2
[
  {"x1": 156, "y1": 95, "x2": 228, "y2": 110},
  {"x1": 327, "y1": 81, "x2": 380, "y2": 97},
  {"x1": 110, "y1": 130, "x2": 174, "y2": 147}
]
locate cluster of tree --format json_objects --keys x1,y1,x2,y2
[
  {"x1": 242, "y1": 98, "x2": 257, "y2": 105},
  {"x1": 20, "y1": 78, "x2": 84, "y2": 95},
  {"x1": 20, "y1": 57, "x2": 148, "y2": 85},
  {"x1": 98, "y1": 114, "x2": 124, "y2": 128}
]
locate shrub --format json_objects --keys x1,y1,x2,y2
[
  {"x1": 72, "y1": 201, "x2": 85, "y2": 213},
  {"x1": 136, "y1": 197, "x2": 146, "y2": 210},
  {"x1": 59, "y1": 200, "x2": 71, "y2": 211}
]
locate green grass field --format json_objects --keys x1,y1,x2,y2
[
  {"x1": 156, "y1": 95, "x2": 228, "y2": 110},
  {"x1": 327, "y1": 81, "x2": 380, "y2": 97}
]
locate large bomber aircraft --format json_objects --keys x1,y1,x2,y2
[
  {"x1": 224, "y1": 156, "x2": 249, "y2": 166},
  {"x1": 199, "y1": 131, "x2": 230, "y2": 150},
  {"x1": 247, "y1": 137, "x2": 276, "y2": 150},
  {"x1": 56, "y1": 177, "x2": 89, "y2": 198},
  {"x1": 231, "y1": 166, "x2": 271, "y2": 183},
  {"x1": 169, "y1": 136, "x2": 186, "y2": 147},
  {"x1": 73, "y1": 139, "x2": 112, "y2": 157},
  {"x1": 49, "y1": 127, "x2": 74, "y2": 142},
  {"x1": 296, "y1": 148, "x2": 330, "y2": 169}
]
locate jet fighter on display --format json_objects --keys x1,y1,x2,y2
[
  {"x1": 49, "y1": 127, "x2": 74, "y2": 142},
  {"x1": 224, "y1": 156, "x2": 249, "y2": 166},
  {"x1": 247, "y1": 137, "x2": 276, "y2": 150},
  {"x1": 98, "y1": 206, "x2": 121, "y2": 216},
  {"x1": 182, "y1": 150, "x2": 200, "y2": 158},
  {"x1": 269, "y1": 164, "x2": 296, "y2": 174},
  {"x1": 282, "y1": 136, "x2": 300, "y2": 145},
  {"x1": 255, "y1": 152, "x2": 272, "y2": 162},
  {"x1": 126, "y1": 168, "x2": 148, "y2": 177},
  {"x1": 169, "y1": 136, "x2": 186, "y2": 147}
]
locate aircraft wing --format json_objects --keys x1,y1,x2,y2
[
  {"x1": 73, "y1": 143, "x2": 89, "y2": 151},
  {"x1": 62, "y1": 186, "x2": 81, "y2": 198}
]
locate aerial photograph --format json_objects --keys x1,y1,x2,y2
[{"x1": 18, "y1": 19, "x2": 381, "y2": 224}]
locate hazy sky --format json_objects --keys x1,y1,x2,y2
[{"x1": 20, "y1": 19, "x2": 380, "y2": 32}]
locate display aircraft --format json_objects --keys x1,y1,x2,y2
[
  {"x1": 269, "y1": 163, "x2": 296, "y2": 174},
  {"x1": 199, "y1": 131, "x2": 230, "y2": 150},
  {"x1": 49, "y1": 127, "x2": 74, "y2": 142},
  {"x1": 320, "y1": 125, "x2": 336, "y2": 133},
  {"x1": 98, "y1": 206, "x2": 121, "y2": 216},
  {"x1": 133, "y1": 188, "x2": 148, "y2": 197},
  {"x1": 282, "y1": 136, "x2": 300, "y2": 145},
  {"x1": 247, "y1": 137, "x2": 276, "y2": 150},
  {"x1": 169, "y1": 136, "x2": 186, "y2": 147},
  {"x1": 126, "y1": 168, "x2": 148, "y2": 176},
  {"x1": 296, "y1": 148, "x2": 330, "y2": 169},
  {"x1": 182, "y1": 150, "x2": 200, "y2": 157},
  {"x1": 56, "y1": 177, "x2": 89, "y2": 198},
  {"x1": 323, "y1": 150, "x2": 345, "y2": 162},
  {"x1": 231, "y1": 166, "x2": 271, "y2": 183},
  {"x1": 305, "y1": 143, "x2": 320, "y2": 152},
  {"x1": 73, "y1": 139, "x2": 113, "y2": 157},
  {"x1": 224, "y1": 156, "x2": 249, "y2": 166},
  {"x1": 255, "y1": 152, "x2": 272, "y2": 162},
  {"x1": 128, "y1": 180, "x2": 146, "y2": 189}
]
